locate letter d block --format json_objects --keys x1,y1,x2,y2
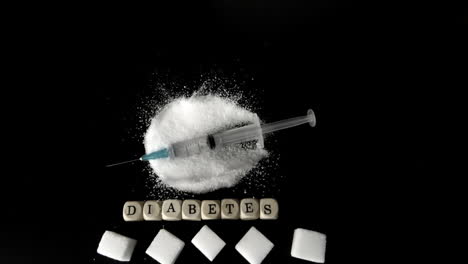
[
  {"x1": 182, "y1": 200, "x2": 201, "y2": 221},
  {"x1": 123, "y1": 201, "x2": 144, "y2": 221},
  {"x1": 240, "y1": 198, "x2": 259, "y2": 220}
]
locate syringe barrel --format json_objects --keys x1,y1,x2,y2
[
  {"x1": 170, "y1": 135, "x2": 213, "y2": 158},
  {"x1": 213, "y1": 124, "x2": 263, "y2": 146},
  {"x1": 212, "y1": 114, "x2": 264, "y2": 148}
]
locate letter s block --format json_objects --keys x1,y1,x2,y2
[{"x1": 260, "y1": 198, "x2": 279, "y2": 220}]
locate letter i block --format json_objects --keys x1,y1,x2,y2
[
  {"x1": 182, "y1": 200, "x2": 201, "y2": 221},
  {"x1": 143, "y1": 200, "x2": 162, "y2": 221},
  {"x1": 162, "y1": 200, "x2": 182, "y2": 221},
  {"x1": 221, "y1": 199, "x2": 240, "y2": 220},
  {"x1": 240, "y1": 198, "x2": 259, "y2": 220},
  {"x1": 123, "y1": 201, "x2": 144, "y2": 221},
  {"x1": 201, "y1": 200, "x2": 221, "y2": 220}
]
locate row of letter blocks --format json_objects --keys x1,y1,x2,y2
[{"x1": 123, "y1": 198, "x2": 279, "y2": 221}]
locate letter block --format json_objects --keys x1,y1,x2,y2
[
  {"x1": 162, "y1": 200, "x2": 182, "y2": 221},
  {"x1": 182, "y1": 200, "x2": 201, "y2": 221},
  {"x1": 201, "y1": 200, "x2": 221, "y2": 220},
  {"x1": 260, "y1": 198, "x2": 279, "y2": 220},
  {"x1": 240, "y1": 198, "x2": 259, "y2": 220},
  {"x1": 123, "y1": 201, "x2": 144, "y2": 221},
  {"x1": 143, "y1": 200, "x2": 162, "y2": 221},
  {"x1": 221, "y1": 199, "x2": 240, "y2": 220}
]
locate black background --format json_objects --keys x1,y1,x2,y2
[{"x1": 3, "y1": 1, "x2": 464, "y2": 264}]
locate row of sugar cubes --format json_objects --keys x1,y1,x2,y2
[
  {"x1": 123, "y1": 198, "x2": 279, "y2": 221},
  {"x1": 97, "y1": 226, "x2": 326, "y2": 263}
]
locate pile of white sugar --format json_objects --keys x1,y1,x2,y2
[{"x1": 144, "y1": 95, "x2": 268, "y2": 193}]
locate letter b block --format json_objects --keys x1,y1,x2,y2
[
  {"x1": 123, "y1": 201, "x2": 144, "y2": 221},
  {"x1": 182, "y1": 200, "x2": 201, "y2": 221}
]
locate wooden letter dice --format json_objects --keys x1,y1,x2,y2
[
  {"x1": 260, "y1": 198, "x2": 279, "y2": 220},
  {"x1": 123, "y1": 201, "x2": 144, "y2": 221},
  {"x1": 201, "y1": 200, "x2": 221, "y2": 220},
  {"x1": 240, "y1": 198, "x2": 259, "y2": 220},
  {"x1": 162, "y1": 200, "x2": 182, "y2": 221},
  {"x1": 143, "y1": 200, "x2": 162, "y2": 221},
  {"x1": 182, "y1": 200, "x2": 201, "y2": 221},
  {"x1": 221, "y1": 199, "x2": 240, "y2": 220}
]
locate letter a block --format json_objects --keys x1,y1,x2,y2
[{"x1": 162, "y1": 200, "x2": 182, "y2": 221}]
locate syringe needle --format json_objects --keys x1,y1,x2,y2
[{"x1": 105, "y1": 158, "x2": 141, "y2": 167}]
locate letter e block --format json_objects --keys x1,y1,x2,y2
[
  {"x1": 201, "y1": 200, "x2": 221, "y2": 220},
  {"x1": 240, "y1": 198, "x2": 259, "y2": 220}
]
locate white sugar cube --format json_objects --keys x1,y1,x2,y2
[
  {"x1": 291, "y1": 228, "x2": 327, "y2": 263},
  {"x1": 97, "y1": 231, "x2": 137, "y2": 262},
  {"x1": 235, "y1": 227, "x2": 274, "y2": 264},
  {"x1": 146, "y1": 229, "x2": 185, "y2": 264},
  {"x1": 191, "y1": 225, "x2": 226, "y2": 261}
]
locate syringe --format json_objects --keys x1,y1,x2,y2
[{"x1": 106, "y1": 109, "x2": 316, "y2": 167}]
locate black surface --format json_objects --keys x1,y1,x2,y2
[{"x1": 4, "y1": 1, "x2": 458, "y2": 264}]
